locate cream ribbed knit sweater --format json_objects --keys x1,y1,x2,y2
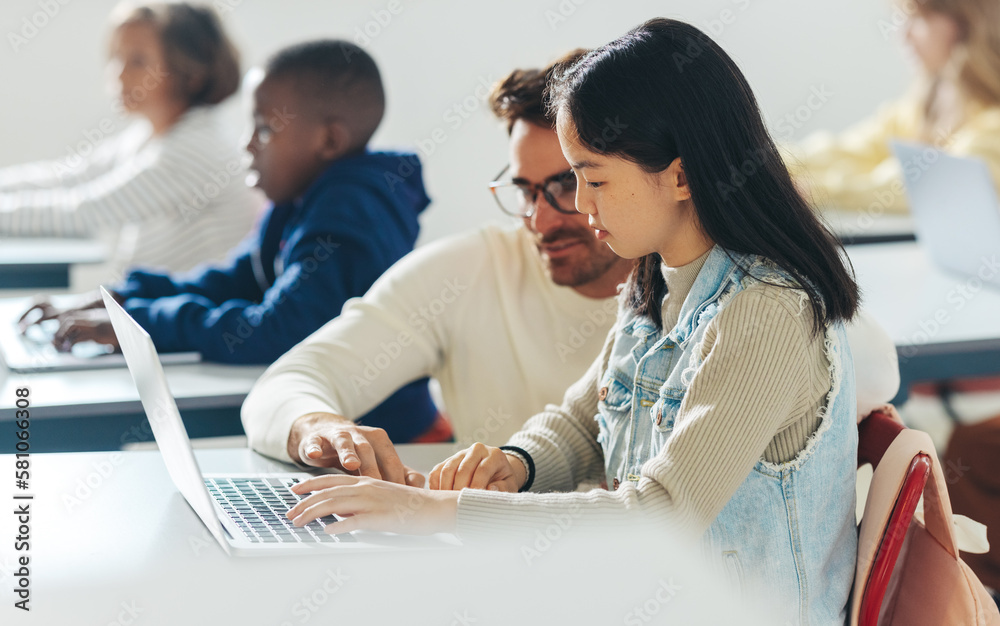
[{"x1": 455, "y1": 250, "x2": 836, "y2": 537}]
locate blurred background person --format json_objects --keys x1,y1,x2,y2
[
  {"x1": 0, "y1": 1, "x2": 263, "y2": 276},
  {"x1": 785, "y1": 0, "x2": 1000, "y2": 214}
]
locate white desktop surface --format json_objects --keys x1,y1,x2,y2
[
  {"x1": 0, "y1": 446, "x2": 764, "y2": 624},
  {"x1": 0, "y1": 238, "x2": 106, "y2": 266},
  {"x1": 822, "y1": 208, "x2": 915, "y2": 240},
  {"x1": 1, "y1": 446, "x2": 460, "y2": 624},
  {"x1": 847, "y1": 241, "x2": 1000, "y2": 348},
  {"x1": 0, "y1": 360, "x2": 265, "y2": 418}
]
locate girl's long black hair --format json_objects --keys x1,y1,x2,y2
[{"x1": 546, "y1": 18, "x2": 859, "y2": 331}]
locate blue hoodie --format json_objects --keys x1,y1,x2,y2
[{"x1": 115, "y1": 150, "x2": 438, "y2": 442}]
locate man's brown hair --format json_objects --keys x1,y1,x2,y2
[{"x1": 488, "y1": 48, "x2": 588, "y2": 134}]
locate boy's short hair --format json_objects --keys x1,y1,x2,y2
[
  {"x1": 489, "y1": 48, "x2": 589, "y2": 134},
  {"x1": 112, "y1": 2, "x2": 241, "y2": 107},
  {"x1": 264, "y1": 40, "x2": 385, "y2": 148}
]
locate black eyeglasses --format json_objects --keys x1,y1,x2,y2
[{"x1": 488, "y1": 165, "x2": 579, "y2": 218}]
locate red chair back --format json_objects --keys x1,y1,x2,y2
[
  {"x1": 857, "y1": 409, "x2": 932, "y2": 626},
  {"x1": 853, "y1": 408, "x2": 1000, "y2": 625}
]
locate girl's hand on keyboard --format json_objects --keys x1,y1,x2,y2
[{"x1": 287, "y1": 474, "x2": 458, "y2": 535}]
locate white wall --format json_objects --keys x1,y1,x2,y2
[{"x1": 0, "y1": 0, "x2": 915, "y2": 244}]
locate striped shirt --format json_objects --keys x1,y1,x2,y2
[{"x1": 0, "y1": 106, "x2": 264, "y2": 273}]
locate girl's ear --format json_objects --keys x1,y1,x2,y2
[
  {"x1": 672, "y1": 158, "x2": 692, "y2": 202},
  {"x1": 318, "y1": 119, "x2": 353, "y2": 161}
]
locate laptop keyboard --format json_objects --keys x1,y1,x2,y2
[
  {"x1": 20, "y1": 320, "x2": 114, "y2": 360},
  {"x1": 20, "y1": 321, "x2": 59, "y2": 358},
  {"x1": 205, "y1": 477, "x2": 355, "y2": 544}
]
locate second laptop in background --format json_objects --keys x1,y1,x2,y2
[{"x1": 892, "y1": 140, "x2": 1000, "y2": 288}]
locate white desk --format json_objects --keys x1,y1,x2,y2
[
  {"x1": 0, "y1": 296, "x2": 265, "y2": 452},
  {"x1": 822, "y1": 209, "x2": 916, "y2": 245},
  {"x1": 848, "y1": 241, "x2": 1000, "y2": 402},
  {"x1": 0, "y1": 363, "x2": 265, "y2": 451},
  {"x1": 0, "y1": 361, "x2": 264, "y2": 419},
  {"x1": 0, "y1": 238, "x2": 106, "y2": 289},
  {"x1": 0, "y1": 447, "x2": 764, "y2": 625}
]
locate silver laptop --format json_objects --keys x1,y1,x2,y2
[
  {"x1": 101, "y1": 286, "x2": 431, "y2": 556},
  {"x1": 891, "y1": 140, "x2": 1000, "y2": 287},
  {"x1": 0, "y1": 296, "x2": 199, "y2": 372}
]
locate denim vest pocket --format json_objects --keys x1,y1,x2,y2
[
  {"x1": 597, "y1": 375, "x2": 632, "y2": 443},
  {"x1": 597, "y1": 376, "x2": 632, "y2": 416},
  {"x1": 650, "y1": 386, "x2": 685, "y2": 433}
]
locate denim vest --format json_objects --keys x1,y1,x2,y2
[{"x1": 597, "y1": 246, "x2": 857, "y2": 625}]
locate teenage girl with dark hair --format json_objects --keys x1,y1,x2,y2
[{"x1": 284, "y1": 19, "x2": 864, "y2": 623}]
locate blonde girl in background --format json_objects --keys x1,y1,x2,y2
[
  {"x1": 787, "y1": 0, "x2": 1000, "y2": 213},
  {"x1": 788, "y1": 0, "x2": 1000, "y2": 606}
]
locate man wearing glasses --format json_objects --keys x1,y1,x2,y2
[{"x1": 241, "y1": 50, "x2": 633, "y2": 483}]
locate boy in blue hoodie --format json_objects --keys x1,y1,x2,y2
[{"x1": 20, "y1": 40, "x2": 438, "y2": 443}]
